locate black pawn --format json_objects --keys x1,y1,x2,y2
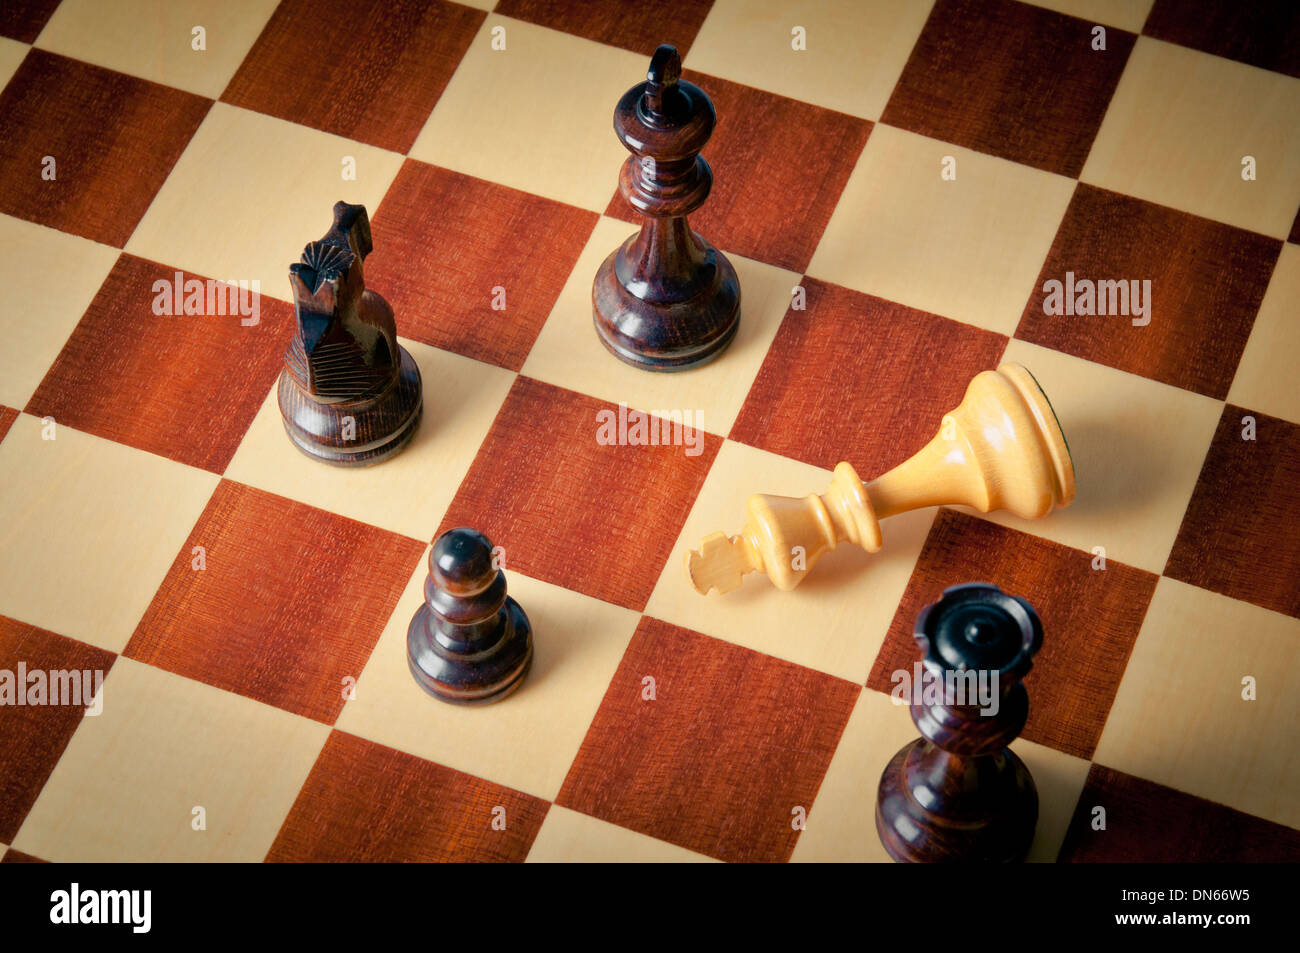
[
  {"x1": 407, "y1": 528, "x2": 533, "y2": 705},
  {"x1": 876, "y1": 583, "x2": 1042, "y2": 862}
]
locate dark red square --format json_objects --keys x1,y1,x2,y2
[
  {"x1": 267, "y1": 731, "x2": 549, "y2": 861},
  {"x1": 730, "y1": 279, "x2": 1008, "y2": 476},
  {"x1": 867, "y1": 510, "x2": 1158, "y2": 760},
  {"x1": 605, "y1": 72, "x2": 872, "y2": 272},
  {"x1": 495, "y1": 0, "x2": 715, "y2": 57},
  {"x1": 1015, "y1": 185, "x2": 1280, "y2": 398},
  {"x1": 368, "y1": 160, "x2": 597, "y2": 370},
  {"x1": 557, "y1": 617, "x2": 861, "y2": 862},
  {"x1": 0, "y1": 616, "x2": 117, "y2": 843},
  {"x1": 439, "y1": 376, "x2": 721, "y2": 611},
  {"x1": 0, "y1": 0, "x2": 59, "y2": 43},
  {"x1": 125, "y1": 481, "x2": 425, "y2": 724},
  {"x1": 221, "y1": 0, "x2": 483, "y2": 153},
  {"x1": 25, "y1": 254, "x2": 294, "y2": 474},
  {"x1": 1144, "y1": 0, "x2": 1300, "y2": 79},
  {"x1": 1058, "y1": 764, "x2": 1300, "y2": 861},
  {"x1": 1, "y1": 848, "x2": 46, "y2": 863},
  {"x1": 881, "y1": 0, "x2": 1135, "y2": 177},
  {"x1": 1165, "y1": 406, "x2": 1300, "y2": 618},
  {"x1": 0, "y1": 50, "x2": 211, "y2": 247}
]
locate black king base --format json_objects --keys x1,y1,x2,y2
[{"x1": 407, "y1": 528, "x2": 533, "y2": 705}]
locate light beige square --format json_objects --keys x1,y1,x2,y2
[
  {"x1": 0, "y1": 215, "x2": 119, "y2": 408},
  {"x1": 0, "y1": 415, "x2": 218, "y2": 652},
  {"x1": 644, "y1": 440, "x2": 936, "y2": 684},
  {"x1": 336, "y1": 560, "x2": 640, "y2": 801},
  {"x1": 686, "y1": 0, "x2": 934, "y2": 119},
  {"x1": 985, "y1": 340, "x2": 1223, "y2": 574},
  {"x1": 126, "y1": 103, "x2": 403, "y2": 303},
  {"x1": 225, "y1": 341, "x2": 514, "y2": 542},
  {"x1": 35, "y1": 0, "x2": 279, "y2": 98},
  {"x1": 1228, "y1": 242, "x2": 1300, "y2": 424},
  {"x1": 791, "y1": 688, "x2": 1091, "y2": 862},
  {"x1": 1082, "y1": 37, "x2": 1300, "y2": 239},
  {"x1": 1095, "y1": 577, "x2": 1300, "y2": 829},
  {"x1": 0, "y1": 36, "x2": 27, "y2": 88},
  {"x1": 807, "y1": 124, "x2": 1075, "y2": 335},
  {"x1": 521, "y1": 216, "x2": 798, "y2": 436},
  {"x1": 1022, "y1": 0, "x2": 1154, "y2": 32},
  {"x1": 526, "y1": 805, "x2": 718, "y2": 862},
  {"x1": 410, "y1": 16, "x2": 642, "y2": 212},
  {"x1": 12, "y1": 657, "x2": 328, "y2": 862}
]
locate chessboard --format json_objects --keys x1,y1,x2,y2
[{"x1": 1, "y1": 0, "x2": 1298, "y2": 865}]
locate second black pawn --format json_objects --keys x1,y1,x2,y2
[{"x1": 407, "y1": 528, "x2": 533, "y2": 705}]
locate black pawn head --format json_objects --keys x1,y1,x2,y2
[
  {"x1": 431, "y1": 528, "x2": 498, "y2": 597},
  {"x1": 915, "y1": 583, "x2": 1042, "y2": 682}
]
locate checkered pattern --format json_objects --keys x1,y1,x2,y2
[{"x1": 1, "y1": 0, "x2": 1298, "y2": 863}]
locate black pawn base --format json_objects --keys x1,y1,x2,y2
[
  {"x1": 407, "y1": 600, "x2": 532, "y2": 705},
  {"x1": 406, "y1": 528, "x2": 533, "y2": 705}
]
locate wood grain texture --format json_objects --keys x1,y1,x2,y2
[
  {"x1": 1016, "y1": 185, "x2": 1280, "y2": 399},
  {"x1": 868, "y1": 510, "x2": 1158, "y2": 760},
  {"x1": 877, "y1": 585, "x2": 1042, "y2": 863},
  {"x1": 881, "y1": 0, "x2": 1135, "y2": 177},
  {"x1": 280, "y1": 201, "x2": 422, "y2": 467},
  {"x1": 125, "y1": 480, "x2": 425, "y2": 724},
  {"x1": 438, "y1": 376, "x2": 721, "y2": 611},
  {"x1": 0, "y1": 0, "x2": 59, "y2": 43},
  {"x1": 495, "y1": 0, "x2": 715, "y2": 57},
  {"x1": 0, "y1": 616, "x2": 117, "y2": 842},
  {"x1": 0, "y1": 407, "x2": 17, "y2": 444},
  {"x1": 594, "y1": 46, "x2": 741, "y2": 371},
  {"x1": 694, "y1": 363, "x2": 1074, "y2": 593},
  {"x1": 604, "y1": 70, "x2": 872, "y2": 272},
  {"x1": 1165, "y1": 405, "x2": 1300, "y2": 618},
  {"x1": 266, "y1": 730, "x2": 548, "y2": 862},
  {"x1": 1058, "y1": 764, "x2": 1300, "y2": 862},
  {"x1": 1144, "y1": 0, "x2": 1300, "y2": 79},
  {"x1": 0, "y1": 50, "x2": 211, "y2": 247},
  {"x1": 26, "y1": 254, "x2": 292, "y2": 474},
  {"x1": 407, "y1": 528, "x2": 534, "y2": 705},
  {"x1": 730, "y1": 278, "x2": 1007, "y2": 475},
  {"x1": 557, "y1": 617, "x2": 860, "y2": 862},
  {"x1": 367, "y1": 160, "x2": 597, "y2": 371},
  {"x1": 1, "y1": 848, "x2": 46, "y2": 863},
  {"x1": 220, "y1": 0, "x2": 483, "y2": 153}
]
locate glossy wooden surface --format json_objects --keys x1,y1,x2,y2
[
  {"x1": 687, "y1": 361, "x2": 1076, "y2": 593},
  {"x1": 876, "y1": 583, "x2": 1042, "y2": 863},
  {"x1": 278, "y1": 201, "x2": 422, "y2": 466},
  {"x1": 592, "y1": 44, "x2": 740, "y2": 371},
  {"x1": 407, "y1": 528, "x2": 534, "y2": 705}
]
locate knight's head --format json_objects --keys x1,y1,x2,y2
[{"x1": 288, "y1": 202, "x2": 374, "y2": 353}]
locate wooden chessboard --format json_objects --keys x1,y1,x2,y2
[{"x1": 1, "y1": 0, "x2": 1298, "y2": 864}]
